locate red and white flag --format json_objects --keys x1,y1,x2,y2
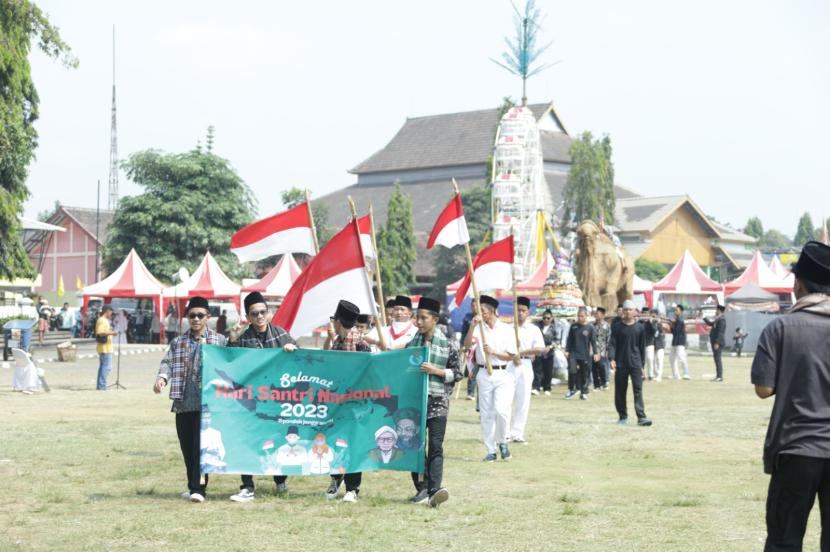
[
  {"x1": 427, "y1": 193, "x2": 469, "y2": 249},
  {"x1": 230, "y1": 202, "x2": 316, "y2": 262},
  {"x1": 356, "y1": 215, "x2": 375, "y2": 259},
  {"x1": 449, "y1": 236, "x2": 514, "y2": 311},
  {"x1": 272, "y1": 219, "x2": 376, "y2": 336}
]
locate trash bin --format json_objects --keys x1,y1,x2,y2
[
  {"x1": 3, "y1": 319, "x2": 36, "y2": 361},
  {"x1": 56, "y1": 340, "x2": 77, "y2": 362}
]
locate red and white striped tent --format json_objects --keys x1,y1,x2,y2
[
  {"x1": 81, "y1": 248, "x2": 166, "y2": 332},
  {"x1": 633, "y1": 274, "x2": 654, "y2": 309},
  {"x1": 163, "y1": 251, "x2": 241, "y2": 315},
  {"x1": 653, "y1": 250, "x2": 724, "y2": 305},
  {"x1": 724, "y1": 251, "x2": 794, "y2": 296},
  {"x1": 769, "y1": 255, "x2": 795, "y2": 288},
  {"x1": 242, "y1": 254, "x2": 302, "y2": 298},
  {"x1": 516, "y1": 250, "x2": 556, "y2": 293}
]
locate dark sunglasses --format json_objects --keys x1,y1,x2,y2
[
  {"x1": 248, "y1": 309, "x2": 268, "y2": 318},
  {"x1": 188, "y1": 312, "x2": 207, "y2": 320}
]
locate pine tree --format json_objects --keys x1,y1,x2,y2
[
  {"x1": 744, "y1": 217, "x2": 764, "y2": 240},
  {"x1": 794, "y1": 212, "x2": 815, "y2": 247},
  {"x1": 562, "y1": 132, "x2": 616, "y2": 227},
  {"x1": 377, "y1": 183, "x2": 416, "y2": 296}
]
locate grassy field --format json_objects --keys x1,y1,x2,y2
[{"x1": 0, "y1": 351, "x2": 817, "y2": 551}]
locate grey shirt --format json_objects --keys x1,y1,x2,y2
[{"x1": 751, "y1": 308, "x2": 830, "y2": 474}]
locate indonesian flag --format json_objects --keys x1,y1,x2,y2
[
  {"x1": 427, "y1": 193, "x2": 469, "y2": 249},
  {"x1": 230, "y1": 202, "x2": 316, "y2": 262},
  {"x1": 272, "y1": 219, "x2": 376, "y2": 336},
  {"x1": 356, "y1": 215, "x2": 375, "y2": 259},
  {"x1": 449, "y1": 236, "x2": 514, "y2": 311}
]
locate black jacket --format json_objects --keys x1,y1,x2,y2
[
  {"x1": 706, "y1": 316, "x2": 726, "y2": 347},
  {"x1": 671, "y1": 316, "x2": 687, "y2": 347},
  {"x1": 566, "y1": 323, "x2": 597, "y2": 362}
]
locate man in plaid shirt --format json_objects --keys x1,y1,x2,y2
[
  {"x1": 153, "y1": 296, "x2": 227, "y2": 503},
  {"x1": 228, "y1": 291, "x2": 297, "y2": 503}
]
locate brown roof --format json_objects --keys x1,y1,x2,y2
[{"x1": 58, "y1": 206, "x2": 114, "y2": 244}]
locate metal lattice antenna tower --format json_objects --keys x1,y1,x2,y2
[{"x1": 108, "y1": 25, "x2": 119, "y2": 210}]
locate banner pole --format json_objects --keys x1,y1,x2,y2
[
  {"x1": 368, "y1": 201, "x2": 388, "y2": 328},
  {"x1": 454, "y1": 179, "x2": 492, "y2": 376},
  {"x1": 305, "y1": 189, "x2": 320, "y2": 255},
  {"x1": 511, "y1": 226, "x2": 522, "y2": 358},
  {"x1": 348, "y1": 196, "x2": 386, "y2": 351}
]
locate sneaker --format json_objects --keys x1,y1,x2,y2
[
  {"x1": 230, "y1": 488, "x2": 255, "y2": 503},
  {"x1": 276, "y1": 482, "x2": 288, "y2": 495},
  {"x1": 410, "y1": 488, "x2": 429, "y2": 504},
  {"x1": 429, "y1": 488, "x2": 450, "y2": 508},
  {"x1": 544, "y1": 390, "x2": 551, "y2": 396},
  {"x1": 325, "y1": 479, "x2": 341, "y2": 500},
  {"x1": 531, "y1": 389, "x2": 540, "y2": 396},
  {"x1": 181, "y1": 491, "x2": 191, "y2": 500},
  {"x1": 580, "y1": 394, "x2": 588, "y2": 401},
  {"x1": 565, "y1": 390, "x2": 577, "y2": 400},
  {"x1": 653, "y1": 377, "x2": 662, "y2": 382},
  {"x1": 638, "y1": 418, "x2": 653, "y2": 427},
  {"x1": 466, "y1": 395, "x2": 475, "y2": 401},
  {"x1": 189, "y1": 492, "x2": 205, "y2": 503},
  {"x1": 512, "y1": 437, "x2": 528, "y2": 445},
  {"x1": 711, "y1": 377, "x2": 723, "y2": 382},
  {"x1": 483, "y1": 453, "x2": 497, "y2": 462},
  {"x1": 342, "y1": 490, "x2": 358, "y2": 503},
  {"x1": 602, "y1": 384, "x2": 609, "y2": 390},
  {"x1": 499, "y1": 443, "x2": 512, "y2": 461},
  {"x1": 617, "y1": 418, "x2": 628, "y2": 426},
  {"x1": 682, "y1": 375, "x2": 691, "y2": 380}
]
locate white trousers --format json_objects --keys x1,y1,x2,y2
[
  {"x1": 653, "y1": 347, "x2": 665, "y2": 380},
  {"x1": 477, "y1": 368, "x2": 515, "y2": 454},
  {"x1": 670, "y1": 345, "x2": 689, "y2": 378},
  {"x1": 509, "y1": 360, "x2": 533, "y2": 440}
]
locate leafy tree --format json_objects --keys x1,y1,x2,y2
[
  {"x1": 634, "y1": 258, "x2": 668, "y2": 283},
  {"x1": 377, "y1": 182, "x2": 416, "y2": 295},
  {"x1": 794, "y1": 212, "x2": 815, "y2": 247},
  {"x1": 429, "y1": 185, "x2": 492, "y2": 302},
  {"x1": 760, "y1": 229, "x2": 792, "y2": 250},
  {"x1": 743, "y1": 217, "x2": 764, "y2": 241},
  {"x1": 562, "y1": 132, "x2": 616, "y2": 228},
  {"x1": 103, "y1": 137, "x2": 256, "y2": 282},
  {"x1": 280, "y1": 187, "x2": 333, "y2": 247},
  {"x1": 0, "y1": 1, "x2": 77, "y2": 280}
]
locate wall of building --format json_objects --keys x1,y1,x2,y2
[
  {"x1": 642, "y1": 206, "x2": 716, "y2": 266},
  {"x1": 28, "y1": 216, "x2": 99, "y2": 295}
]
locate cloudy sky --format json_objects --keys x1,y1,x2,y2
[{"x1": 24, "y1": 0, "x2": 830, "y2": 236}]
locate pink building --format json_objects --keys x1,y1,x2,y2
[{"x1": 24, "y1": 206, "x2": 114, "y2": 295}]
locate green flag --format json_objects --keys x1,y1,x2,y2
[{"x1": 200, "y1": 346, "x2": 427, "y2": 476}]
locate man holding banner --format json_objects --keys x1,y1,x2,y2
[
  {"x1": 153, "y1": 296, "x2": 227, "y2": 503},
  {"x1": 228, "y1": 291, "x2": 298, "y2": 503},
  {"x1": 406, "y1": 296, "x2": 462, "y2": 507}
]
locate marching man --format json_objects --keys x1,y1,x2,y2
[
  {"x1": 367, "y1": 295, "x2": 418, "y2": 350},
  {"x1": 509, "y1": 296, "x2": 546, "y2": 444},
  {"x1": 463, "y1": 295, "x2": 518, "y2": 462},
  {"x1": 406, "y1": 296, "x2": 463, "y2": 507}
]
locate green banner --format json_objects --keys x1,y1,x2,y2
[{"x1": 200, "y1": 346, "x2": 427, "y2": 476}]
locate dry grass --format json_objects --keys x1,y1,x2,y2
[{"x1": 0, "y1": 352, "x2": 818, "y2": 551}]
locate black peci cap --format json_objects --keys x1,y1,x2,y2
[
  {"x1": 417, "y1": 296, "x2": 441, "y2": 315},
  {"x1": 517, "y1": 296, "x2": 531, "y2": 309},
  {"x1": 333, "y1": 300, "x2": 360, "y2": 328},
  {"x1": 479, "y1": 295, "x2": 499, "y2": 311},
  {"x1": 244, "y1": 291, "x2": 266, "y2": 314},
  {"x1": 186, "y1": 296, "x2": 210, "y2": 313},
  {"x1": 792, "y1": 241, "x2": 830, "y2": 287}
]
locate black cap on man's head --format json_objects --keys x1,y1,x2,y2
[
  {"x1": 479, "y1": 295, "x2": 499, "y2": 311},
  {"x1": 186, "y1": 296, "x2": 210, "y2": 313},
  {"x1": 244, "y1": 291, "x2": 266, "y2": 315},
  {"x1": 393, "y1": 295, "x2": 413, "y2": 310},
  {"x1": 417, "y1": 296, "x2": 441, "y2": 315},
  {"x1": 517, "y1": 296, "x2": 531, "y2": 309},
  {"x1": 333, "y1": 300, "x2": 360, "y2": 328},
  {"x1": 792, "y1": 241, "x2": 830, "y2": 288}
]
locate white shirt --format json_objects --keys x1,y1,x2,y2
[
  {"x1": 471, "y1": 319, "x2": 517, "y2": 366},
  {"x1": 381, "y1": 320, "x2": 419, "y2": 349},
  {"x1": 517, "y1": 320, "x2": 545, "y2": 359}
]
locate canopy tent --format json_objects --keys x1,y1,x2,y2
[
  {"x1": 633, "y1": 274, "x2": 654, "y2": 310},
  {"x1": 768, "y1": 255, "x2": 795, "y2": 288},
  {"x1": 162, "y1": 251, "x2": 242, "y2": 316},
  {"x1": 81, "y1": 248, "x2": 166, "y2": 334},
  {"x1": 241, "y1": 254, "x2": 302, "y2": 298},
  {"x1": 725, "y1": 281, "x2": 780, "y2": 312},
  {"x1": 653, "y1": 250, "x2": 724, "y2": 306},
  {"x1": 724, "y1": 251, "x2": 793, "y2": 296},
  {"x1": 516, "y1": 250, "x2": 556, "y2": 292}
]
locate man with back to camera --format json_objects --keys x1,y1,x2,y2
[
  {"x1": 705, "y1": 305, "x2": 727, "y2": 382},
  {"x1": 752, "y1": 241, "x2": 830, "y2": 550},
  {"x1": 609, "y1": 300, "x2": 652, "y2": 427},
  {"x1": 227, "y1": 291, "x2": 297, "y2": 503}
]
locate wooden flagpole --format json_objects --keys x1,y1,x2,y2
[
  {"x1": 511, "y1": 226, "x2": 522, "y2": 359},
  {"x1": 347, "y1": 196, "x2": 386, "y2": 351},
  {"x1": 305, "y1": 189, "x2": 320, "y2": 254},
  {"x1": 453, "y1": 179, "x2": 492, "y2": 375},
  {"x1": 368, "y1": 201, "x2": 388, "y2": 328}
]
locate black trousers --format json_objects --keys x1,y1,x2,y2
[
  {"x1": 411, "y1": 415, "x2": 448, "y2": 495},
  {"x1": 614, "y1": 365, "x2": 646, "y2": 421},
  {"x1": 331, "y1": 472, "x2": 362, "y2": 493},
  {"x1": 713, "y1": 346, "x2": 724, "y2": 379},
  {"x1": 240, "y1": 474, "x2": 287, "y2": 491},
  {"x1": 466, "y1": 364, "x2": 480, "y2": 397},
  {"x1": 175, "y1": 412, "x2": 208, "y2": 495},
  {"x1": 574, "y1": 359, "x2": 590, "y2": 395},
  {"x1": 592, "y1": 357, "x2": 608, "y2": 389},
  {"x1": 533, "y1": 356, "x2": 554, "y2": 391},
  {"x1": 766, "y1": 454, "x2": 830, "y2": 551}
]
